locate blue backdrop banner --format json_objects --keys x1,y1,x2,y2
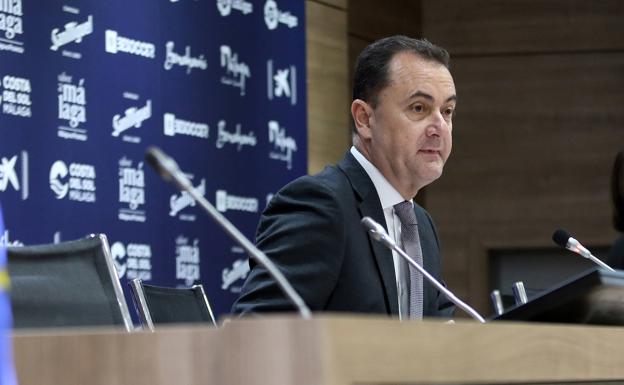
[{"x1": 0, "y1": 0, "x2": 307, "y2": 319}]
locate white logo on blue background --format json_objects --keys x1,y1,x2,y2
[
  {"x1": 0, "y1": 0, "x2": 25, "y2": 54},
  {"x1": 50, "y1": 13, "x2": 93, "y2": 59},
  {"x1": 263, "y1": 0, "x2": 298, "y2": 30},
  {"x1": 217, "y1": 0, "x2": 253, "y2": 16},
  {"x1": 105, "y1": 29, "x2": 156, "y2": 59},
  {"x1": 267, "y1": 60, "x2": 297, "y2": 105},
  {"x1": 220, "y1": 45, "x2": 251, "y2": 96},
  {"x1": 0, "y1": 151, "x2": 28, "y2": 200},
  {"x1": 49, "y1": 160, "x2": 69, "y2": 199},
  {"x1": 176, "y1": 236, "x2": 200, "y2": 286},
  {"x1": 1, "y1": 74, "x2": 32, "y2": 117},
  {"x1": 268, "y1": 120, "x2": 297, "y2": 170}
]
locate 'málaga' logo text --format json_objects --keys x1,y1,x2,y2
[
  {"x1": 0, "y1": 0, "x2": 24, "y2": 54},
  {"x1": 268, "y1": 120, "x2": 297, "y2": 170},
  {"x1": 57, "y1": 72, "x2": 87, "y2": 141},
  {"x1": 220, "y1": 45, "x2": 250, "y2": 96}
]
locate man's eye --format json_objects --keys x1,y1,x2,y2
[
  {"x1": 443, "y1": 107, "x2": 455, "y2": 117},
  {"x1": 412, "y1": 104, "x2": 424, "y2": 113}
]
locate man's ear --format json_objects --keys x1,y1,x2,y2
[{"x1": 351, "y1": 99, "x2": 373, "y2": 139}]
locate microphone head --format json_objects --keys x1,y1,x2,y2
[
  {"x1": 145, "y1": 146, "x2": 176, "y2": 182},
  {"x1": 361, "y1": 217, "x2": 386, "y2": 241},
  {"x1": 552, "y1": 228, "x2": 571, "y2": 248}
]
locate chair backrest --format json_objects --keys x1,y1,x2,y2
[
  {"x1": 129, "y1": 279, "x2": 216, "y2": 331},
  {"x1": 8, "y1": 234, "x2": 133, "y2": 331}
]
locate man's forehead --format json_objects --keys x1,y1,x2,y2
[{"x1": 387, "y1": 52, "x2": 456, "y2": 100}]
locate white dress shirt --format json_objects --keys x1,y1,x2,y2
[{"x1": 350, "y1": 146, "x2": 413, "y2": 320}]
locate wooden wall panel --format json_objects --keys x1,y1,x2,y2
[
  {"x1": 306, "y1": 1, "x2": 350, "y2": 174},
  {"x1": 429, "y1": 51, "x2": 624, "y2": 308},
  {"x1": 423, "y1": 0, "x2": 624, "y2": 55},
  {"x1": 348, "y1": 0, "x2": 422, "y2": 41},
  {"x1": 311, "y1": 0, "x2": 347, "y2": 10}
]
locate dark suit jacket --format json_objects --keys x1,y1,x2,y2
[{"x1": 231, "y1": 152, "x2": 454, "y2": 317}]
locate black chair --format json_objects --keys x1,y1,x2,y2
[
  {"x1": 129, "y1": 278, "x2": 217, "y2": 331},
  {"x1": 8, "y1": 234, "x2": 133, "y2": 331}
]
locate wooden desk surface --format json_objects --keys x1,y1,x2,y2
[{"x1": 12, "y1": 315, "x2": 624, "y2": 385}]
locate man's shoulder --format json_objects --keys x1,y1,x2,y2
[{"x1": 280, "y1": 164, "x2": 351, "y2": 196}]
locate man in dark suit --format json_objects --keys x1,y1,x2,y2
[{"x1": 232, "y1": 36, "x2": 456, "y2": 318}]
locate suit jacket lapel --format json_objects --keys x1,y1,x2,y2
[{"x1": 338, "y1": 152, "x2": 399, "y2": 315}]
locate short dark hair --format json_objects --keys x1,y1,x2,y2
[
  {"x1": 351, "y1": 36, "x2": 450, "y2": 134},
  {"x1": 613, "y1": 150, "x2": 624, "y2": 232}
]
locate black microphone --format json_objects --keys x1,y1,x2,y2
[
  {"x1": 361, "y1": 216, "x2": 486, "y2": 323},
  {"x1": 552, "y1": 228, "x2": 614, "y2": 271},
  {"x1": 145, "y1": 146, "x2": 312, "y2": 319}
]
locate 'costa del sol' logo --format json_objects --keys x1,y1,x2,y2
[
  {"x1": 49, "y1": 160, "x2": 69, "y2": 199},
  {"x1": 49, "y1": 160, "x2": 96, "y2": 203},
  {"x1": 111, "y1": 241, "x2": 152, "y2": 281},
  {"x1": 0, "y1": 74, "x2": 32, "y2": 118}
]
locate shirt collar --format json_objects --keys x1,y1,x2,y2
[{"x1": 350, "y1": 146, "x2": 406, "y2": 210}]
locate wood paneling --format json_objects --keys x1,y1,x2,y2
[
  {"x1": 423, "y1": 0, "x2": 624, "y2": 55},
  {"x1": 310, "y1": 0, "x2": 347, "y2": 10},
  {"x1": 426, "y1": 50, "x2": 624, "y2": 312},
  {"x1": 306, "y1": 1, "x2": 350, "y2": 174},
  {"x1": 348, "y1": 0, "x2": 422, "y2": 42}
]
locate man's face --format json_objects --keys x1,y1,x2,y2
[{"x1": 364, "y1": 52, "x2": 456, "y2": 198}]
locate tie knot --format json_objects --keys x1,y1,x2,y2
[{"x1": 393, "y1": 201, "x2": 417, "y2": 225}]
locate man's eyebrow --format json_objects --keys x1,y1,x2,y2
[{"x1": 407, "y1": 91, "x2": 458, "y2": 103}]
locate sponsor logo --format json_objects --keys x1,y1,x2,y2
[
  {"x1": 0, "y1": 229, "x2": 23, "y2": 247},
  {"x1": 50, "y1": 12, "x2": 93, "y2": 59},
  {"x1": 175, "y1": 235, "x2": 200, "y2": 286},
  {"x1": 169, "y1": 177, "x2": 206, "y2": 221},
  {"x1": 215, "y1": 119, "x2": 256, "y2": 151},
  {"x1": 0, "y1": 150, "x2": 27, "y2": 200},
  {"x1": 221, "y1": 248, "x2": 249, "y2": 293},
  {"x1": 268, "y1": 120, "x2": 297, "y2": 170},
  {"x1": 0, "y1": 0, "x2": 24, "y2": 54},
  {"x1": 163, "y1": 113, "x2": 209, "y2": 139},
  {"x1": 267, "y1": 59, "x2": 297, "y2": 105},
  {"x1": 57, "y1": 72, "x2": 87, "y2": 141},
  {"x1": 118, "y1": 157, "x2": 146, "y2": 223},
  {"x1": 263, "y1": 0, "x2": 298, "y2": 30},
  {"x1": 0, "y1": 74, "x2": 32, "y2": 117},
  {"x1": 220, "y1": 45, "x2": 250, "y2": 96},
  {"x1": 217, "y1": 0, "x2": 252, "y2": 16},
  {"x1": 216, "y1": 190, "x2": 258, "y2": 213},
  {"x1": 111, "y1": 241, "x2": 152, "y2": 281},
  {"x1": 105, "y1": 29, "x2": 156, "y2": 59},
  {"x1": 112, "y1": 94, "x2": 151, "y2": 142},
  {"x1": 163, "y1": 41, "x2": 207, "y2": 74},
  {"x1": 49, "y1": 160, "x2": 96, "y2": 203}
]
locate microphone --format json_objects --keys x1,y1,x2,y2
[
  {"x1": 552, "y1": 228, "x2": 615, "y2": 272},
  {"x1": 145, "y1": 146, "x2": 312, "y2": 319},
  {"x1": 361, "y1": 216, "x2": 486, "y2": 323}
]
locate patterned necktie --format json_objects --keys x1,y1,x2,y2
[{"x1": 393, "y1": 201, "x2": 423, "y2": 320}]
